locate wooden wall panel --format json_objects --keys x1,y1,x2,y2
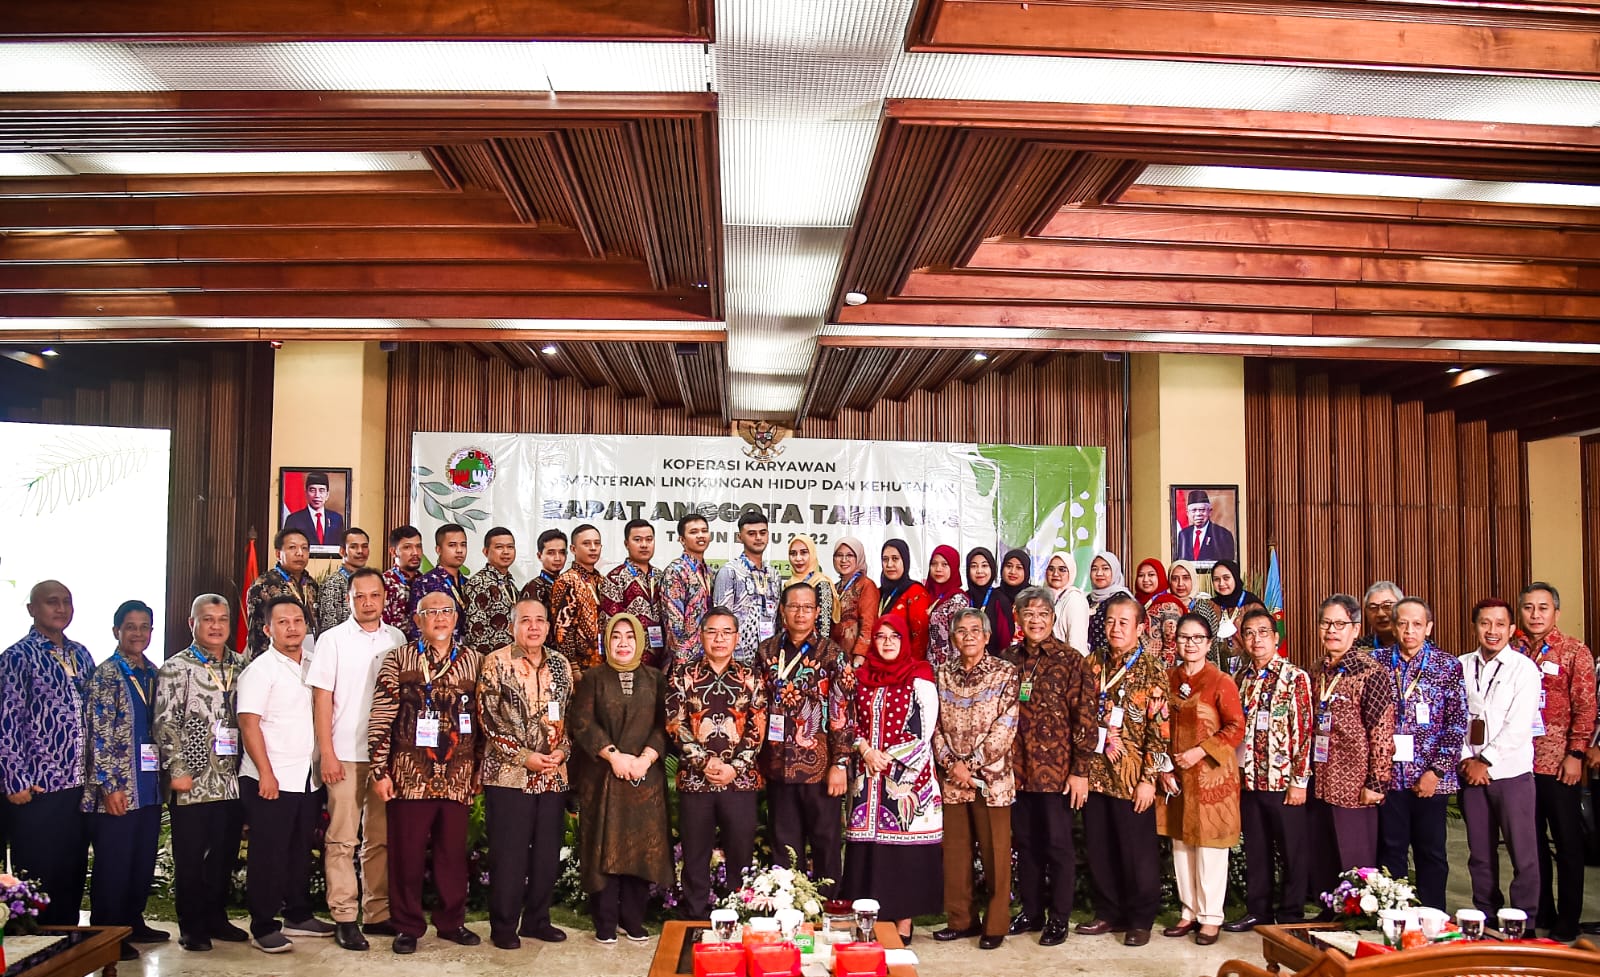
[
  {"x1": 1, "y1": 345, "x2": 274, "y2": 655},
  {"x1": 385, "y1": 344, "x2": 1131, "y2": 562},
  {"x1": 1246, "y1": 363, "x2": 1530, "y2": 668},
  {"x1": 1582, "y1": 437, "x2": 1600, "y2": 648}
]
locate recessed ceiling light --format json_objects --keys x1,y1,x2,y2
[
  {"x1": 1445, "y1": 366, "x2": 1463, "y2": 374},
  {"x1": 40, "y1": 347, "x2": 59, "y2": 357},
  {"x1": 540, "y1": 344, "x2": 558, "y2": 356},
  {"x1": 972, "y1": 351, "x2": 989, "y2": 362},
  {"x1": 842, "y1": 291, "x2": 869, "y2": 307}
]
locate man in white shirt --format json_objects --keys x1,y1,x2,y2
[
  {"x1": 308, "y1": 569, "x2": 405, "y2": 951},
  {"x1": 1458, "y1": 598, "x2": 1542, "y2": 921},
  {"x1": 238, "y1": 596, "x2": 334, "y2": 953}
]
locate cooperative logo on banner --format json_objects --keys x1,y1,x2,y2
[{"x1": 446, "y1": 447, "x2": 496, "y2": 493}]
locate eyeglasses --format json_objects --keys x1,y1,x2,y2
[
  {"x1": 417, "y1": 607, "x2": 457, "y2": 617},
  {"x1": 1176, "y1": 634, "x2": 1210, "y2": 645},
  {"x1": 1019, "y1": 609, "x2": 1052, "y2": 622},
  {"x1": 1045, "y1": 566, "x2": 1068, "y2": 575},
  {"x1": 1318, "y1": 619, "x2": 1352, "y2": 632},
  {"x1": 701, "y1": 628, "x2": 737, "y2": 638},
  {"x1": 952, "y1": 625, "x2": 986, "y2": 636},
  {"x1": 1365, "y1": 601, "x2": 1396, "y2": 612},
  {"x1": 1242, "y1": 627, "x2": 1276, "y2": 640}
]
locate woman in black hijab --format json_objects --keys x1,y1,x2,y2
[
  {"x1": 997, "y1": 547, "x2": 1031, "y2": 606},
  {"x1": 878, "y1": 538, "x2": 933, "y2": 659},
  {"x1": 964, "y1": 547, "x2": 1015, "y2": 655}
]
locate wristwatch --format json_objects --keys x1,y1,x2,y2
[{"x1": 1567, "y1": 749, "x2": 1586, "y2": 761}]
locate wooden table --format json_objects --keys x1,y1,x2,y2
[
  {"x1": 7, "y1": 926, "x2": 130, "y2": 977},
  {"x1": 1254, "y1": 923, "x2": 1341, "y2": 974},
  {"x1": 650, "y1": 921, "x2": 910, "y2": 977}
]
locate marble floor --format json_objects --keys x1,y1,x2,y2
[{"x1": 113, "y1": 819, "x2": 1600, "y2": 977}]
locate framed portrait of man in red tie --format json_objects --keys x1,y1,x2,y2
[
  {"x1": 1170, "y1": 484, "x2": 1238, "y2": 569},
  {"x1": 279, "y1": 466, "x2": 352, "y2": 557}
]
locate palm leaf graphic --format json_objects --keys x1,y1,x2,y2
[{"x1": 19, "y1": 434, "x2": 156, "y2": 516}]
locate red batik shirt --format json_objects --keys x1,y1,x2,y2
[{"x1": 1509, "y1": 627, "x2": 1597, "y2": 776}]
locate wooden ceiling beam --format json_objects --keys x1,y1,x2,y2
[
  {"x1": 0, "y1": 228, "x2": 594, "y2": 263},
  {"x1": 1506, "y1": 406, "x2": 1600, "y2": 441},
  {"x1": 1115, "y1": 186, "x2": 1600, "y2": 228},
  {"x1": 0, "y1": 171, "x2": 450, "y2": 196},
  {"x1": 0, "y1": 260, "x2": 659, "y2": 294},
  {"x1": 0, "y1": 191, "x2": 525, "y2": 230},
  {"x1": 0, "y1": 290, "x2": 715, "y2": 320}
]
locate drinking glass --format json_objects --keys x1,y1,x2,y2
[
  {"x1": 851, "y1": 899, "x2": 880, "y2": 943},
  {"x1": 1456, "y1": 909, "x2": 1485, "y2": 941},
  {"x1": 711, "y1": 909, "x2": 739, "y2": 943},
  {"x1": 1498, "y1": 908, "x2": 1526, "y2": 940}
]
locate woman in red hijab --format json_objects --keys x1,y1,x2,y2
[
  {"x1": 924, "y1": 544, "x2": 971, "y2": 670},
  {"x1": 1134, "y1": 558, "x2": 1169, "y2": 607},
  {"x1": 841, "y1": 613, "x2": 943, "y2": 942}
]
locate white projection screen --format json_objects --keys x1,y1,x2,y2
[{"x1": 0, "y1": 421, "x2": 172, "y2": 662}]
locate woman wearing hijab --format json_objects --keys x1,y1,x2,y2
[
  {"x1": 924, "y1": 545, "x2": 971, "y2": 669},
  {"x1": 785, "y1": 534, "x2": 839, "y2": 641},
  {"x1": 841, "y1": 613, "x2": 943, "y2": 943},
  {"x1": 1085, "y1": 551, "x2": 1132, "y2": 654},
  {"x1": 1146, "y1": 594, "x2": 1188, "y2": 669},
  {"x1": 1043, "y1": 553, "x2": 1091, "y2": 654},
  {"x1": 567, "y1": 614, "x2": 672, "y2": 944},
  {"x1": 1208, "y1": 560, "x2": 1260, "y2": 645},
  {"x1": 834, "y1": 537, "x2": 879, "y2": 666},
  {"x1": 1134, "y1": 559, "x2": 1169, "y2": 608},
  {"x1": 964, "y1": 547, "x2": 1015, "y2": 656},
  {"x1": 879, "y1": 539, "x2": 932, "y2": 659},
  {"x1": 1168, "y1": 562, "x2": 1225, "y2": 668},
  {"x1": 998, "y1": 549, "x2": 1032, "y2": 604}
]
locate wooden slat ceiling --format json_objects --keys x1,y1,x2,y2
[
  {"x1": 799, "y1": 346, "x2": 1055, "y2": 419},
  {"x1": 462, "y1": 339, "x2": 727, "y2": 419},
  {"x1": 910, "y1": 0, "x2": 1600, "y2": 76},
  {"x1": 0, "y1": 91, "x2": 722, "y2": 326}
]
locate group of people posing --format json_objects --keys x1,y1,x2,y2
[{"x1": 2, "y1": 508, "x2": 1596, "y2": 962}]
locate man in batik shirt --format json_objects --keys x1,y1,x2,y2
[
  {"x1": 756, "y1": 583, "x2": 852, "y2": 897},
  {"x1": 667, "y1": 609, "x2": 768, "y2": 918},
  {"x1": 1508, "y1": 581, "x2": 1595, "y2": 943},
  {"x1": 599, "y1": 519, "x2": 667, "y2": 668},
  {"x1": 460, "y1": 527, "x2": 519, "y2": 656},
  {"x1": 408, "y1": 523, "x2": 470, "y2": 640},
  {"x1": 0, "y1": 579, "x2": 95, "y2": 926},
  {"x1": 1374, "y1": 598, "x2": 1466, "y2": 911},
  {"x1": 382, "y1": 525, "x2": 425, "y2": 641},
  {"x1": 518, "y1": 529, "x2": 567, "y2": 617},
  {"x1": 317, "y1": 527, "x2": 372, "y2": 635},
  {"x1": 712, "y1": 510, "x2": 778, "y2": 664},
  {"x1": 1076, "y1": 593, "x2": 1169, "y2": 948},
  {"x1": 245, "y1": 528, "x2": 319, "y2": 659},
  {"x1": 663, "y1": 514, "x2": 713, "y2": 665},
  {"x1": 551, "y1": 524, "x2": 604, "y2": 674}
]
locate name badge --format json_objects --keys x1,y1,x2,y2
[
  {"x1": 416, "y1": 713, "x2": 440, "y2": 748},
  {"x1": 1531, "y1": 713, "x2": 1547, "y2": 737},
  {"x1": 1255, "y1": 710, "x2": 1271, "y2": 731},
  {"x1": 546, "y1": 700, "x2": 561, "y2": 722},
  {"x1": 140, "y1": 743, "x2": 160, "y2": 772},
  {"x1": 458, "y1": 713, "x2": 472, "y2": 735},
  {"x1": 758, "y1": 618, "x2": 776, "y2": 641},
  {"x1": 1469, "y1": 717, "x2": 1486, "y2": 746},
  {"x1": 1318, "y1": 713, "x2": 1332, "y2": 732},
  {"x1": 1541, "y1": 659, "x2": 1560, "y2": 676},
  {"x1": 1415, "y1": 701, "x2": 1430, "y2": 726},
  {"x1": 648, "y1": 625, "x2": 664, "y2": 649},
  {"x1": 768, "y1": 713, "x2": 786, "y2": 742},
  {"x1": 1019, "y1": 681, "x2": 1033, "y2": 702},
  {"x1": 1108, "y1": 706, "x2": 1125, "y2": 729},
  {"x1": 1095, "y1": 727, "x2": 1109, "y2": 754},
  {"x1": 1313, "y1": 734, "x2": 1329, "y2": 764},
  {"x1": 1392, "y1": 734, "x2": 1415, "y2": 764},
  {"x1": 213, "y1": 726, "x2": 239, "y2": 756}
]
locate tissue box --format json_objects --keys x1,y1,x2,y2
[
  {"x1": 694, "y1": 943, "x2": 748, "y2": 977},
  {"x1": 747, "y1": 941, "x2": 801, "y2": 977},
  {"x1": 832, "y1": 942, "x2": 887, "y2": 977},
  {"x1": 795, "y1": 923, "x2": 816, "y2": 954}
]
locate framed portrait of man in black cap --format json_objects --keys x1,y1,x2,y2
[
  {"x1": 279, "y1": 466, "x2": 352, "y2": 557},
  {"x1": 1170, "y1": 485, "x2": 1237, "y2": 568}
]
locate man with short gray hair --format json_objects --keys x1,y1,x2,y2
[{"x1": 1355, "y1": 581, "x2": 1404, "y2": 652}]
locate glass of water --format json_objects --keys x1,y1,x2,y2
[
  {"x1": 1497, "y1": 908, "x2": 1526, "y2": 940},
  {"x1": 851, "y1": 899, "x2": 880, "y2": 943},
  {"x1": 711, "y1": 909, "x2": 739, "y2": 943},
  {"x1": 1456, "y1": 909, "x2": 1485, "y2": 941}
]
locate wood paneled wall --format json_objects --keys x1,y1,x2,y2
[
  {"x1": 2, "y1": 345, "x2": 274, "y2": 655},
  {"x1": 1582, "y1": 437, "x2": 1600, "y2": 648},
  {"x1": 1245, "y1": 361, "x2": 1528, "y2": 667},
  {"x1": 385, "y1": 344, "x2": 1129, "y2": 559}
]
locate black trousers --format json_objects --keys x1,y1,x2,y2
[
  {"x1": 170, "y1": 799, "x2": 243, "y2": 934},
  {"x1": 1240, "y1": 789, "x2": 1308, "y2": 921},
  {"x1": 1534, "y1": 772, "x2": 1586, "y2": 939},
  {"x1": 1377, "y1": 789, "x2": 1449, "y2": 910},
  {"x1": 1011, "y1": 790, "x2": 1076, "y2": 921},
  {"x1": 768, "y1": 780, "x2": 843, "y2": 898},
  {"x1": 89, "y1": 805, "x2": 161, "y2": 928},
  {"x1": 240, "y1": 779, "x2": 320, "y2": 937},
  {"x1": 10, "y1": 787, "x2": 88, "y2": 926},
  {"x1": 1083, "y1": 791, "x2": 1160, "y2": 930},
  {"x1": 679, "y1": 790, "x2": 758, "y2": 919},
  {"x1": 592, "y1": 874, "x2": 650, "y2": 938},
  {"x1": 484, "y1": 787, "x2": 567, "y2": 940}
]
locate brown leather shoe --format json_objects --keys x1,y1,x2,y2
[
  {"x1": 1195, "y1": 927, "x2": 1219, "y2": 946},
  {"x1": 1124, "y1": 929, "x2": 1152, "y2": 947},
  {"x1": 1162, "y1": 919, "x2": 1196, "y2": 938},
  {"x1": 1075, "y1": 919, "x2": 1114, "y2": 936}
]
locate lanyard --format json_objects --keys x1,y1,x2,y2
[
  {"x1": 190, "y1": 644, "x2": 234, "y2": 696},
  {"x1": 740, "y1": 554, "x2": 772, "y2": 612},
  {"x1": 974, "y1": 587, "x2": 993, "y2": 611},
  {"x1": 776, "y1": 639, "x2": 811, "y2": 686},
  {"x1": 1472, "y1": 654, "x2": 1504, "y2": 698},
  {"x1": 1242, "y1": 661, "x2": 1279, "y2": 715},
  {"x1": 1317, "y1": 666, "x2": 1345, "y2": 718},
  {"x1": 49, "y1": 644, "x2": 79, "y2": 679},
  {"x1": 840, "y1": 571, "x2": 863, "y2": 594},
  {"x1": 539, "y1": 570, "x2": 556, "y2": 587},
  {"x1": 337, "y1": 566, "x2": 353, "y2": 583},
  {"x1": 114, "y1": 655, "x2": 154, "y2": 708},
  {"x1": 678, "y1": 555, "x2": 710, "y2": 591},
  {"x1": 1099, "y1": 646, "x2": 1144, "y2": 712},
  {"x1": 418, "y1": 641, "x2": 460, "y2": 708},
  {"x1": 625, "y1": 561, "x2": 658, "y2": 603},
  {"x1": 1390, "y1": 646, "x2": 1430, "y2": 702}
]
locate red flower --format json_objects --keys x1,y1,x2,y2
[{"x1": 1343, "y1": 896, "x2": 1360, "y2": 915}]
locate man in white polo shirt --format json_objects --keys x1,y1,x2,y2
[
  {"x1": 238, "y1": 596, "x2": 335, "y2": 953},
  {"x1": 1458, "y1": 597, "x2": 1542, "y2": 923},
  {"x1": 309, "y1": 568, "x2": 405, "y2": 951}
]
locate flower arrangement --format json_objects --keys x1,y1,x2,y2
[
  {"x1": 721, "y1": 849, "x2": 831, "y2": 924},
  {"x1": 1321, "y1": 867, "x2": 1417, "y2": 930},
  {"x1": 0, "y1": 874, "x2": 50, "y2": 936}
]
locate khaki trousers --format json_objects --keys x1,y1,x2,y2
[
  {"x1": 324, "y1": 760, "x2": 390, "y2": 923},
  {"x1": 1172, "y1": 839, "x2": 1230, "y2": 926},
  {"x1": 941, "y1": 801, "x2": 1012, "y2": 936}
]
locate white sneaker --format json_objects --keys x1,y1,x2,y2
[{"x1": 595, "y1": 932, "x2": 618, "y2": 945}]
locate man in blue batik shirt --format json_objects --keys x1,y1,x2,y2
[
  {"x1": 712, "y1": 510, "x2": 779, "y2": 664},
  {"x1": 0, "y1": 580, "x2": 96, "y2": 925}
]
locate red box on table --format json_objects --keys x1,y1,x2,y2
[
  {"x1": 746, "y1": 941, "x2": 801, "y2": 977},
  {"x1": 833, "y1": 942, "x2": 887, "y2": 977},
  {"x1": 694, "y1": 942, "x2": 748, "y2": 977}
]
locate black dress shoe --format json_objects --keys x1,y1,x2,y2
[
  {"x1": 521, "y1": 924, "x2": 568, "y2": 942},
  {"x1": 492, "y1": 934, "x2": 522, "y2": 950},
  {"x1": 210, "y1": 920, "x2": 250, "y2": 942},
  {"x1": 1075, "y1": 918, "x2": 1113, "y2": 936},
  {"x1": 933, "y1": 925, "x2": 982, "y2": 942},
  {"x1": 1008, "y1": 912, "x2": 1044, "y2": 935},
  {"x1": 178, "y1": 931, "x2": 213, "y2": 952},
  {"x1": 130, "y1": 924, "x2": 171, "y2": 943},
  {"x1": 118, "y1": 941, "x2": 140, "y2": 961},
  {"x1": 393, "y1": 934, "x2": 418, "y2": 954},
  {"x1": 978, "y1": 934, "x2": 1003, "y2": 950},
  {"x1": 1124, "y1": 929, "x2": 1151, "y2": 947},
  {"x1": 335, "y1": 922, "x2": 370, "y2": 951},
  {"x1": 1223, "y1": 915, "x2": 1269, "y2": 933},
  {"x1": 438, "y1": 927, "x2": 482, "y2": 946},
  {"x1": 1195, "y1": 928, "x2": 1219, "y2": 946},
  {"x1": 362, "y1": 921, "x2": 399, "y2": 937},
  {"x1": 1581, "y1": 921, "x2": 1600, "y2": 935},
  {"x1": 1163, "y1": 919, "x2": 1197, "y2": 938},
  {"x1": 1039, "y1": 919, "x2": 1069, "y2": 947}
]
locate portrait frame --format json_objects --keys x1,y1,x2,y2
[
  {"x1": 1170, "y1": 484, "x2": 1239, "y2": 570},
  {"x1": 278, "y1": 466, "x2": 353, "y2": 557}
]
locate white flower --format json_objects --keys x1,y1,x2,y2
[
  {"x1": 774, "y1": 892, "x2": 795, "y2": 911},
  {"x1": 773, "y1": 867, "x2": 795, "y2": 886},
  {"x1": 1359, "y1": 894, "x2": 1378, "y2": 913},
  {"x1": 803, "y1": 900, "x2": 820, "y2": 917}
]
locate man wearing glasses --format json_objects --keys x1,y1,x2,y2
[
  {"x1": 1306, "y1": 594, "x2": 1395, "y2": 916},
  {"x1": 1354, "y1": 582, "x2": 1404, "y2": 652}
]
